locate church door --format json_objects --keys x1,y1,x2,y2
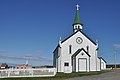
[{"x1": 78, "y1": 58, "x2": 87, "y2": 72}]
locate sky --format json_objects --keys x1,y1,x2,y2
[{"x1": 0, "y1": 0, "x2": 120, "y2": 66}]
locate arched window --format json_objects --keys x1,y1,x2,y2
[
  {"x1": 75, "y1": 26, "x2": 77, "y2": 29},
  {"x1": 78, "y1": 26, "x2": 80, "y2": 29},
  {"x1": 69, "y1": 45, "x2": 72, "y2": 54},
  {"x1": 87, "y1": 46, "x2": 89, "y2": 53}
]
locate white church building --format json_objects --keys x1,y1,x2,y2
[{"x1": 53, "y1": 4, "x2": 106, "y2": 73}]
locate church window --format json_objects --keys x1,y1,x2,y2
[
  {"x1": 69, "y1": 45, "x2": 72, "y2": 54},
  {"x1": 64, "y1": 62, "x2": 69, "y2": 66},
  {"x1": 81, "y1": 53, "x2": 84, "y2": 56},
  {"x1": 78, "y1": 26, "x2": 80, "y2": 29},
  {"x1": 75, "y1": 26, "x2": 77, "y2": 29},
  {"x1": 87, "y1": 46, "x2": 89, "y2": 52}
]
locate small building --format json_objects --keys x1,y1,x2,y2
[
  {"x1": 1, "y1": 63, "x2": 8, "y2": 69},
  {"x1": 33, "y1": 65, "x2": 53, "y2": 68},
  {"x1": 100, "y1": 57, "x2": 107, "y2": 70},
  {"x1": 15, "y1": 64, "x2": 32, "y2": 69}
]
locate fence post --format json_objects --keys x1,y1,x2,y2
[{"x1": 8, "y1": 70, "x2": 10, "y2": 77}]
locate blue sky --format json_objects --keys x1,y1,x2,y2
[{"x1": 0, "y1": 0, "x2": 120, "y2": 66}]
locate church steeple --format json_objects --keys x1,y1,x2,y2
[{"x1": 73, "y1": 4, "x2": 83, "y2": 33}]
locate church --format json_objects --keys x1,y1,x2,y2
[{"x1": 53, "y1": 4, "x2": 106, "y2": 73}]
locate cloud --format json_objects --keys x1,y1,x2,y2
[
  {"x1": 24, "y1": 55, "x2": 52, "y2": 62},
  {"x1": 0, "y1": 49, "x2": 52, "y2": 65},
  {"x1": 0, "y1": 54, "x2": 52, "y2": 62},
  {"x1": 0, "y1": 50, "x2": 7, "y2": 54},
  {"x1": 113, "y1": 44, "x2": 120, "y2": 49}
]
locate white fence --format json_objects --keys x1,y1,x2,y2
[{"x1": 0, "y1": 68, "x2": 56, "y2": 78}]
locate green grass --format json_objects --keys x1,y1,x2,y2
[{"x1": 0, "y1": 70, "x2": 109, "y2": 80}]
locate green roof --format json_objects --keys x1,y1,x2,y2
[{"x1": 73, "y1": 10, "x2": 82, "y2": 25}]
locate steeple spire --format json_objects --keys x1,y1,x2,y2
[{"x1": 73, "y1": 4, "x2": 83, "y2": 33}]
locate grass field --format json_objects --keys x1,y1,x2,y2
[{"x1": 0, "y1": 70, "x2": 108, "y2": 80}]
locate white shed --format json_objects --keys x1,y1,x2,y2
[{"x1": 100, "y1": 57, "x2": 107, "y2": 70}]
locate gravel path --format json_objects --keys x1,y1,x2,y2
[{"x1": 66, "y1": 70, "x2": 120, "y2": 80}]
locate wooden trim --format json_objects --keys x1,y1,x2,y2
[{"x1": 89, "y1": 57, "x2": 90, "y2": 72}]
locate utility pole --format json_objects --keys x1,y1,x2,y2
[
  {"x1": 114, "y1": 48, "x2": 116, "y2": 68},
  {"x1": 113, "y1": 44, "x2": 120, "y2": 69}
]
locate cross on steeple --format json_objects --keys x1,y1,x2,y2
[{"x1": 76, "y1": 4, "x2": 79, "y2": 10}]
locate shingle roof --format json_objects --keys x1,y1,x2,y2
[{"x1": 73, "y1": 10, "x2": 83, "y2": 26}]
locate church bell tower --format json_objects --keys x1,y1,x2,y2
[{"x1": 73, "y1": 4, "x2": 83, "y2": 33}]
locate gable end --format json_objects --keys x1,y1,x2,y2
[
  {"x1": 99, "y1": 57, "x2": 107, "y2": 63},
  {"x1": 61, "y1": 30, "x2": 96, "y2": 45},
  {"x1": 72, "y1": 48, "x2": 91, "y2": 58}
]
